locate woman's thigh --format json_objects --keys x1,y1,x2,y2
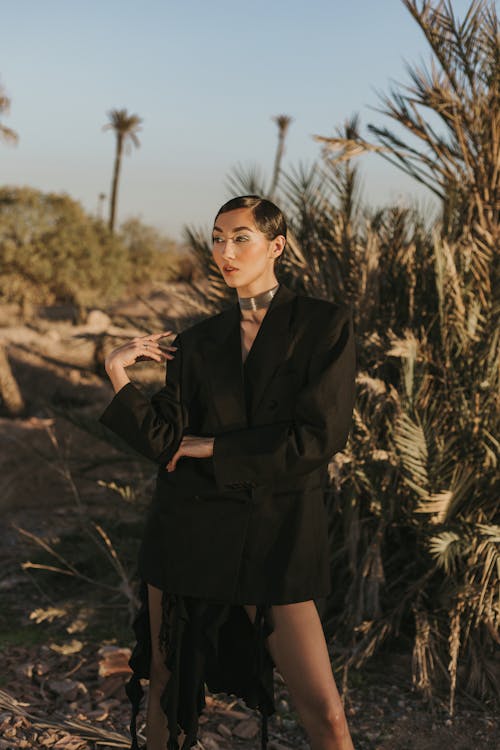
[{"x1": 243, "y1": 601, "x2": 340, "y2": 718}]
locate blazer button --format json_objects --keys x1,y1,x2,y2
[{"x1": 268, "y1": 399, "x2": 278, "y2": 409}]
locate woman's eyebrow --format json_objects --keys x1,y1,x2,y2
[{"x1": 212, "y1": 225, "x2": 253, "y2": 233}]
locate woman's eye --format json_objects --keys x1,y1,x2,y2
[
  {"x1": 212, "y1": 237, "x2": 224, "y2": 243},
  {"x1": 235, "y1": 235, "x2": 249, "y2": 242}
]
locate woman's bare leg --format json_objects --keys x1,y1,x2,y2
[
  {"x1": 146, "y1": 584, "x2": 186, "y2": 750},
  {"x1": 243, "y1": 602, "x2": 354, "y2": 750}
]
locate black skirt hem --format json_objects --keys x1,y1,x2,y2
[{"x1": 125, "y1": 578, "x2": 276, "y2": 750}]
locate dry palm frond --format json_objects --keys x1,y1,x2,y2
[
  {"x1": 415, "y1": 490, "x2": 454, "y2": 522},
  {"x1": 0, "y1": 688, "x2": 129, "y2": 746},
  {"x1": 225, "y1": 162, "x2": 268, "y2": 197},
  {"x1": 14, "y1": 523, "x2": 126, "y2": 595},
  {"x1": 414, "y1": 464, "x2": 478, "y2": 523},
  {"x1": 393, "y1": 412, "x2": 429, "y2": 496},
  {"x1": 361, "y1": 527, "x2": 386, "y2": 619},
  {"x1": 386, "y1": 330, "x2": 419, "y2": 359},
  {"x1": 314, "y1": 134, "x2": 389, "y2": 162},
  {"x1": 387, "y1": 329, "x2": 419, "y2": 403},
  {"x1": 448, "y1": 594, "x2": 466, "y2": 716},
  {"x1": 0, "y1": 122, "x2": 17, "y2": 144},
  {"x1": 356, "y1": 372, "x2": 387, "y2": 397},
  {"x1": 412, "y1": 606, "x2": 437, "y2": 700},
  {"x1": 428, "y1": 530, "x2": 471, "y2": 574},
  {"x1": 102, "y1": 108, "x2": 142, "y2": 149},
  {"x1": 315, "y1": 0, "x2": 500, "y2": 253},
  {"x1": 468, "y1": 524, "x2": 500, "y2": 623},
  {"x1": 0, "y1": 78, "x2": 18, "y2": 145}
]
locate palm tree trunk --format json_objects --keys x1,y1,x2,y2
[
  {"x1": 109, "y1": 134, "x2": 123, "y2": 233},
  {"x1": 269, "y1": 132, "x2": 285, "y2": 200}
]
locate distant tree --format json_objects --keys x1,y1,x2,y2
[
  {"x1": 0, "y1": 187, "x2": 129, "y2": 319},
  {"x1": 119, "y1": 217, "x2": 180, "y2": 285},
  {"x1": 0, "y1": 188, "x2": 184, "y2": 321},
  {"x1": 269, "y1": 114, "x2": 293, "y2": 199},
  {"x1": 0, "y1": 78, "x2": 18, "y2": 146},
  {"x1": 103, "y1": 109, "x2": 142, "y2": 233},
  {"x1": 97, "y1": 191, "x2": 106, "y2": 220}
]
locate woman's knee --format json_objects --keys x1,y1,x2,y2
[{"x1": 302, "y1": 696, "x2": 347, "y2": 737}]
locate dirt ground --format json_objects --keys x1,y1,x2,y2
[{"x1": 1, "y1": 286, "x2": 498, "y2": 750}]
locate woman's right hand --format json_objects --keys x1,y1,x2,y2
[{"x1": 104, "y1": 330, "x2": 178, "y2": 372}]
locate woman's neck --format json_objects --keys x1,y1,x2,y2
[{"x1": 237, "y1": 281, "x2": 279, "y2": 311}]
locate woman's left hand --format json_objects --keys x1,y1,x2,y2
[{"x1": 166, "y1": 435, "x2": 215, "y2": 472}]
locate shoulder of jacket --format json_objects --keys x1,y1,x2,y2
[
  {"x1": 177, "y1": 306, "x2": 233, "y2": 344},
  {"x1": 294, "y1": 293, "x2": 352, "y2": 325}
]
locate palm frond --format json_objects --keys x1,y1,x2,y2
[
  {"x1": 0, "y1": 78, "x2": 18, "y2": 145},
  {"x1": 393, "y1": 411, "x2": 429, "y2": 496},
  {"x1": 428, "y1": 529, "x2": 471, "y2": 574}
]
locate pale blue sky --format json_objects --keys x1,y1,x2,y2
[{"x1": 1, "y1": 0, "x2": 472, "y2": 240}]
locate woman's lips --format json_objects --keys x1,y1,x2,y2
[{"x1": 223, "y1": 265, "x2": 239, "y2": 273}]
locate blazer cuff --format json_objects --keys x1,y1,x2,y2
[{"x1": 98, "y1": 381, "x2": 149, "y2": 440}]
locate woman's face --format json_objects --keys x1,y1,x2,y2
[{"x1": 211, "y1": 207, "x2": 284, "y2": 292}]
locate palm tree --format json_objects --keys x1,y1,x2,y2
[
  {"x1": 269, "y1": 114, "x2": 293, "y2": 199},
  {"x1": 103, "y1": 109, "x2": 142, "y2": 232},
  {"x1": 0, "y1": 79, "x2": 18, "y2": 146},
  {"x1": 314, "y1": 0, "x2": 499, "y2": 290}
]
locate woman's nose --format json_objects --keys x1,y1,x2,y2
[{"x1": 221, "y1": 241, "x2": 236, "y2": 258}]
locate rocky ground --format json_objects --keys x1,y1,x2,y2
[
  {"x1": 1, "y1": 635, "x2": 497, "y2": 750},
  {"x1": 1, "y1": 287, "x2": 498, "y2": 750}
]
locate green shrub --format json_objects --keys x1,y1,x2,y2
[{"x1": 0, "y1": 187, "x2": 184, "y2": 315}]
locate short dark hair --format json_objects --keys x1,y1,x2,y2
[{"x1": 214, "y1": 195, "x2": 287, "y2": 266}]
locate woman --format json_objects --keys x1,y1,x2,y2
[{"x1": 98, "y1": 195, "x2": 357, "y2": 750}]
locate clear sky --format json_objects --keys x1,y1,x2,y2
[{"x1": 0, "y1": 0, "x2": 473, "y2": 241}]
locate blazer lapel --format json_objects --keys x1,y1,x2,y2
[
  {"x1": 202, "y1": 283, "x2": 297, "y2": 427},
  {"x1": 202, "y1": 304, "x2": 247, "y2": 430},
  {"x1": 243, "y1": 283, "x2": 296, "y2": 416}
]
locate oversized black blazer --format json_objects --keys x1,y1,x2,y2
[{"x1": 98, "y1": 282, "x2": 357, "y2": 605}]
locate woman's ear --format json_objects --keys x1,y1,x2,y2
[{"x1": 269, "y1": 234, "x2": 286, "y2": 260}]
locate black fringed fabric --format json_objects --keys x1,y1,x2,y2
[{"x1": 124, "y1": 580, "x2": 276, "y2": 750}]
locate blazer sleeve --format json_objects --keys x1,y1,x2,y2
[
  {"x1": 97, "y1": 333, "x2": 187, "y2": 465},
  {"x1": 212, "y1": 304, "x2": 356, "y2": 490}
]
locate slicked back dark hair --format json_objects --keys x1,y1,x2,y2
[{"x1": 214, "y1": 195, "x2": 287, "y2": 266}]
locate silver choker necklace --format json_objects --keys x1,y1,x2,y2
[{"x1": 238, "y1": 283, "x2": 280, "y2": 311}]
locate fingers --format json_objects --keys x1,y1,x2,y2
[
  {"x1": 149, "y1": 330, "x2": 175, "y2": 341},
  {"x1": 139, "y1": 345, "x2": 175, "y2": 363},
  {"x1": 132, "y1": 331, "x2": 178, "y2": 364},
  {"x1": 164, "y1": 437, "x2": 214, "y2": 471},
  {"x1": 166, "y1": 452, "x2": 179, "y2": 471},
  {"x1": 158, "y1": 344, "x2": 178, "y2": 358},
  {"x1": 107, "y1": 330, "x2": 178, "y2": 370}
]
